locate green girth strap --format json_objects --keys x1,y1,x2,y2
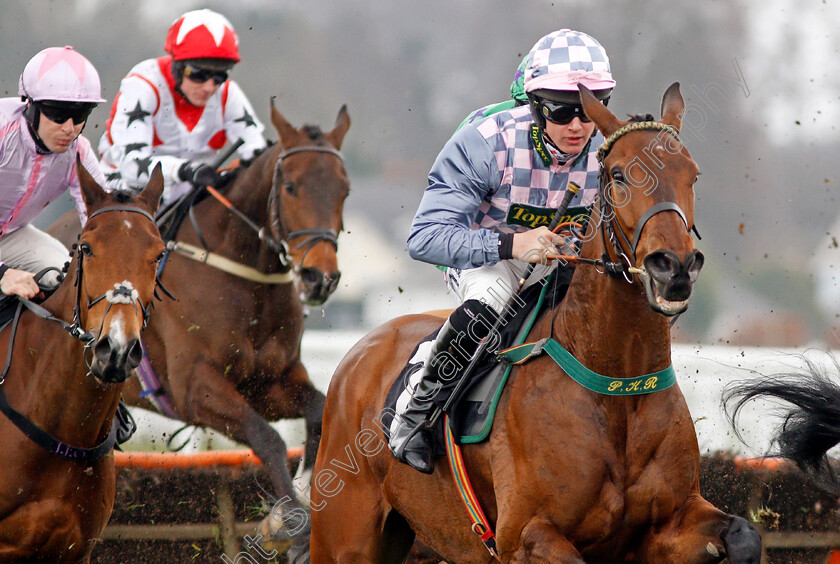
[{"x1": 498, "y1": 338, "x2": 675, "y2": 396}]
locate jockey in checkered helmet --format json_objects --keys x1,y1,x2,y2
[{"x1": 524, "y1": 29, "x2": 615, "y2": 132}]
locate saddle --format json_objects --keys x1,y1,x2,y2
[{"x1": 382, "y1": 268, "x2": 573, "y2": 453}]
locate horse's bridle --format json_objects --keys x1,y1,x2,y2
[
  {"x1": 577, "y1": 121, "x2": 693, "y2": 286},
  {"x1": 0, "y1": 204, "x2": 159, "y2": 462},
  {"x1": 71, "y1": 205, "x2": 157, "y2": 343},
  {"x1": 4, "y1": 205, "x2": 158, "y2": 349},
  {"x1": 268, "y1": 145, "x2": 344, "y2": 271},
  {"x1": 196, "y1": 144, "x2": 345, "y2": 276}
]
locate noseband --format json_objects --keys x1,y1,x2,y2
[{"x1": 268, "y1": 145, "x2": 344, "y2": 271}]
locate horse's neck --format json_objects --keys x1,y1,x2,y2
[
  {"x1": 192, "y1": 157, "x2": 274, "y2": 261},
  {"x1": 552, "y1": 251, "x2": 672, "y2": 378},
  {"x1": 10, "y1": 284, "x2": 120, "y2": 441}
]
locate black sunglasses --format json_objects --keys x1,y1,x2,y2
[
  {"x1": 37, "y1": 102, "x2": 95, "y2": 125},
  {"x1": 539, "y1": 97, "x2": 610, "y2": 125},
  {"x1": 183, "y1": 64, "x2": 229, "y2": 85}
]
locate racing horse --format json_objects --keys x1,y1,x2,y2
[
  {"x1": 309, "y1": 84, "x2": 761, "y2": 563},
  {"x1": 0, "y1": 163, "x2": 163, "y2": 562},
  {"x1": 52, "y1": 103, "x2": 351, "y2": 553}
]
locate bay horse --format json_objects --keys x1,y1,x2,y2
[
  {"x1": 724, "y1": 356, "x2": 840, "y2": 489},
  {"x1": 0, "y1": 163, "x2": 163, "y2": 562},
  {"x1": 51, "y1": 103, "x2": 350, "y2": 556},
  {"x1": 309, "y1": 84, "x2": 762, "y2": 563}
]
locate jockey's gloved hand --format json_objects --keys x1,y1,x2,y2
[{"x1": 178, "y1": 161, "x2": 223, "y2": 187}]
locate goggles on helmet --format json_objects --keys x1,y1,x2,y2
[
  {"x1": 37, "y1": 101, "x2": 96, "y2": 125},
  {"x1": 183, "y1": 64, "x2": 229, "y2": 85}
]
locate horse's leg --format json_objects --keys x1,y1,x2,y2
[
  {"x1": 179, "y1": 362, "x2": 309, "y2": 551},
  {"x1": 638, "y1": 492, "x2": 761, "y2": 564},
  {"x1": 256, "y1": 361, "x2": 324, "y2": 495},
  {"x1": 508, "y1": 518, "x2": 585, "y2": 564}
]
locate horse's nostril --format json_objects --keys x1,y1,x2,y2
[
  {"x1": 300, "y1": 267, "x2": 323, "y2": 288},
  {"x1": 126, "y1": 339, "x2": 143, "y2": 370},
  {"x1": 93, "y1": 336, "x2": 115, "y2": 365},
  {"x1": 645, "y1": 251, "x2": 681, "y2": 282}
]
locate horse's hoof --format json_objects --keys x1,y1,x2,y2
[
  {"x1": 722, "y1": 516, "x2": 762, "y2": 564},
  {"x1": 256, "y1": 501, "x2": 311, "y2": 554}
]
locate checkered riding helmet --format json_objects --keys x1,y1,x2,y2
[
  {"x1": 19, "y1": 46, "x2": 105, "y2": 103},
  {"x1": 165, "y1": 9, "x2": 240, "y2": 62},
  {"x1": 523, "y1": 29, "x2": 614, "y2": 130},
  {"x1": 524, "y1": 29, "x2": 614, "y2": 93}
]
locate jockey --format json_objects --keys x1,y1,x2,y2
[
  {"x1": 393, "y1": 29, "x2": 616, "y2": 473},
  {"x1": 0, "y1": 46, "x2": 107, "y2": 299},
  {"x1": 98, "y1": 8, "x2": 267, "y2": 206}
]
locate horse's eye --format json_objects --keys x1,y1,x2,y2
[
  {"x1": 155, "y1": 252, "x2": 164, "y2": 264},
  {"x1": 79, "y1": 242, "x2": 93, "y2": 256},
  {"x1": 284, "y1": 182, "x2": 296, "y2": 195},
  {"x1": 611, "y1": 170, "x2": 625, "y2": 183}
]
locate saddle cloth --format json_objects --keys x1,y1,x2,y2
[{"x1": 382, "y1": 268, "x2": 572, "y2": 452}]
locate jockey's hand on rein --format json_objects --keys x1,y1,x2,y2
[
  {"x1": 178, "y1": 161, "x2": 224, "y2": 188},
  {"x1": 512, "y1": 226, "x2": 565, "y2": 264},
  {"x1": 0, "y1": 267, "x2": 40, "y2": 300}
]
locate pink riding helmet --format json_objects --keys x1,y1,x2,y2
[{"x1": 18, "y1": 46, "x2": 106, "y2": 103}]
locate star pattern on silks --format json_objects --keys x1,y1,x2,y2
[
  {"x1": 134, "y1": 156, "x2": 152, "y2": 178},
  {"x1": 106, "y1": 171, "x2": 122, "y2": 182},
  {"x1": 125, "y1": 101, "x2": 151, "y2": 127},
  {"x1": 125, "y1": 142, "x2": 148, "y2": 156},
  {"x1": 234, "y1": 109, "x2": 256, "y2": 128}
]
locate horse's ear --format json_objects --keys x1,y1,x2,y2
[
  {"x1": 77, "y1": 155, "x2": 108, "y2": 214},
  {"x1": 138, "y1": 163, "x2": 164, "y2": 216},
  {"x1": 660, "y1": 82, "x2": 684, "y2": 132},
  {"x1": 327, "y1": 104, "x2": 350, "y2": 150},
  {"x1": 579, "y1": 84, "x2": 622, "y2": 138},
  {"x1": 270, "y1": 97, "x2": 298, "y2": 147}
]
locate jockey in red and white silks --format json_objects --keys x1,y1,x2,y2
[{"x1": 98, "y1": 9, "x2": 267, "y2": 206}]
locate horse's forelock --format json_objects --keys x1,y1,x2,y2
[
  {"x1": 302, "y1": 124, "x2": 324, "y2": 142},
  {"x1": 627, "y1": 113, "x2": 657, "y2": 123},
  {"x1": 111, "y1": 189, "x2": 137, "y2": 204}
]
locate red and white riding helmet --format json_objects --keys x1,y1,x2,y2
[
  {"x1": 18, "y1": 46, "x2": 106, "y2": 103},
  {"x1": 164, "y1": 9, "x2": 240, "y2": 63}
]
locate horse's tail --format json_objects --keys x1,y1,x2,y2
[{"x1": 723, "y1": 356, "x2": 840, "y2": 487}]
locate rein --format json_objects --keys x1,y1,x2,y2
[
  {"x1": 183, "y1": 144, "x2": 344, "y2": 283},
  {"x1": 0, "y1": 204, "x2": 157, "y2": 462}
]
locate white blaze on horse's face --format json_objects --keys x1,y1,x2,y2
[{"x1": 107, "y1": 315, "x2": 127, "y2": 351}]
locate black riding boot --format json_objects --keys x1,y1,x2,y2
[{"x1": 389, "y1": 299, "x2": 497, "y2": 474}]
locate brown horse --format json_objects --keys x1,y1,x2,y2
[
  {"x1": 52, "y1": 103, "x2": 351, "y2": 556},
  {"x1": 309, "y1": 84, "x2": 762, "y2": 563},
  {"x1": 0, "y1": 163, "x2": 163, "y2": 562}
]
